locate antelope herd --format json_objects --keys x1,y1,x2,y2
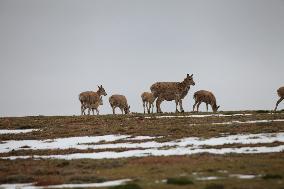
[{"x1": 78, "y1": 74, "x2": 283, "y2": 115}]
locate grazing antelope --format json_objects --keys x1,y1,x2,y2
[
  {"x1": 109, "y1": 95, "x2": 130, "y2": 115},
  {"x1": 150, "y1": 74, "x2": 195, "y2": 113},
  {"x1": 193, "y1": 90, "x2": 220, "y2": 112},
  {"x1": 274, "y1": 86, "x2": 284, "y2": 111},
  {"x1": 79, "y1": 85, "x2": 107, "y2": 115},
  {"x1": 141, "y1": 92, "x2": 155, "y2": 114}
]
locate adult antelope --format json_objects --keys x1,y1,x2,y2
[
  {"x1": 83, "y1": 96, "x2": 103, "y2": 115},
  {"x1": 79, "y1": 85, "x2": 107, "y2": 115},
  {"x1": 150, "y1": 74, "x2": 195, "y2": 113}
]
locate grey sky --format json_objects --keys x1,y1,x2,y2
[{"x1": 0, "y1": 0, "x2": 284, "y2": 116}]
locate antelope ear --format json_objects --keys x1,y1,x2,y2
[
  {"x1": 98, "y1": 85, "x2": 100, "y2": 89},
  {"x1": 128, "y1": 105, "x2": 130, "y2": 109},
  {"x1": 191, "y1": 74, "x2": 193, "y2": 77},
  {"x1": 100, "y1": 85, "x2": 103, "y2": 88}
]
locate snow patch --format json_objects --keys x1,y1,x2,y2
[
  {"x1": 3, "y1": 145, "x2": 284, "y2": 160},
  {"x1": 0, "y1": 129, "x2": 40, "y2": 134},
  {"x1": 0, "y1": 179, "x2": 131, "y2": 189},
  {"x1": 145, "y1": 114, "x2": 253, "y2": 119}
]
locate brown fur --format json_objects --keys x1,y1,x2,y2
[
  {"x1": 141, "y1": 92, "x2": 155, "y2": 114},
  {"x1": 193, "y1": 90, "x2": 220, "y2": 112},
  {"x1": 150, "y1": 74, "x2": 195, "y2": 113},
  {"x1": 109, "y1": 94, "x2": 130, "y2": 115},
  {"x1": 274, "y1": 86, "x2": 284, "y2": 111},
  {"x1": 79, "y1": 85, "x2": 107, "y2": 115},
  {"x1": 84, "y1": 97, "x2": 103, "y2": 115}
]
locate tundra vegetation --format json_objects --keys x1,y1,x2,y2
[{"x1": 0, "y1": 111, "x2": 284, "y2": 189}]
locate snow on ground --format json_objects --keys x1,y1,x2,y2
[
  {"x1": 1, "y1": 132, "x2": 284, "y2": 160},
  {"x1": 0, "y1": 129, "x2": 40, "y2": 134},
  {"x1": 145, "y1": 113, "x2": 253, "y2": 119},
  {"x1": 1, "y1": 133, "x2": 284, "y2": 153},
  {"x1": 0, "y1": 179, "x2": 131, "y2": 189}
]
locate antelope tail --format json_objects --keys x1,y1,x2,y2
[{"x1": 79, "y1": 95, "x2": 84, "y2": 105}]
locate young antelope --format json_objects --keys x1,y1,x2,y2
[{"x1": 193, "y1": 90, "x2": 220, "y2": 112}]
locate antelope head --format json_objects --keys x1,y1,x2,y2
[
  {"x1": 212, "y1": 104, "x2": 220, "y2": 112},
  {"x1": 124, "y1": 105, "x2": 131, "y2": 114},
  {"x1": 97, "y1": 85, "x2": 107, "y2": 96},
  {"x1": 184, "y1": 74, "x2": 195, "y2": 86}
]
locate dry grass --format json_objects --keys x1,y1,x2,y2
[
  {"x1": 0, "y1": 111, "x2": 284, "y2": 189},
  {"x1": 0, "y1": 111, "x2": 284, "y2": 141},
  {"x1": 0, "y1": 154, "x2": 284, "y2": 188}
]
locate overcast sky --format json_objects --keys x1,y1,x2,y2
[{"x1": 0, "y1": 0, "x2": 284, "y2": 116}]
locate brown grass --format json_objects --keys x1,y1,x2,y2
[
  {"x1": 0, "y1": 154, "x2": 284, "y2": 188},
  {"x1": 0, "y1": 111, "x2": 284, "y2": 141},
  {"x1": 0, "y1": 111, "x2": 284, "y2": 188}
]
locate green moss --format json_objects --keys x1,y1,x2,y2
[
  {"x1": 222, "y1": 111, "x2": 235, "y2": 115},
  {"x1": 166, "y1": 177, "x2": 193, "y2": 185},
  {"x1": 255, "y1": 110, "x2": 270, "y2": 113},
  {"x1": 262, "y1": 174, "x2": 283, "y2": 179}
]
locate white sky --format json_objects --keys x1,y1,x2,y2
[{"x1": 0, "y1": 0, "x2": 284, "y2": 116}]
